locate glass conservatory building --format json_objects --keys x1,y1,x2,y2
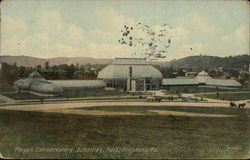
[{"x1": 97, "y1": 58, "x2": 163, "y2": 91}]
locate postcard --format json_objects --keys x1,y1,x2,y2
[{"x1": 0, "y1": 0, "x2": 249, "y2": 159}]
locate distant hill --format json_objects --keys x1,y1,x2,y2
[
  {"x1": 1, "y1": 54, "x2": 249, "y2": 70},
  {"x1": 0, "y1": 55, "x2": 169, "y2": 67},
  {"x1": 169, "y1": 54, "x2": 250, "y2": 71},
  {"x1": 0, "y1": 55, "x2": 112, "y2": 67}
]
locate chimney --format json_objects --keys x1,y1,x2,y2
[{"x1": 129, "y1": 66, "x2": 132, "y2": 90}]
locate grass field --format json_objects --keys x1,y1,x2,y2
[
  {"x1": 1, "y1": 92, "x2": 41, "y2": 100},
  {"x1": 63, "y1": 90, "x2": 134, "y2": 98},
  {"x1": 0, "y1": 99, "x2": 6, "y2": 103},
  {"x1": 165, "y1": 87, "x2": 242, "y2": 93},
  {"x1": 1, "y1": 91, "x2": 136, "y2": 100},
  {"x1": 78, "y1": 105, "x2": 250, "y2": 116},
  {"x1": 0, "y1": 107, "x2": 249, "y2": 159},
  {"x1": 198, "y1": 92, "x2": 250, "y2": 101}
]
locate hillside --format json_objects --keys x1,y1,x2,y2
[
  {"x1": 0, "y1": 54, "x2": 249, "y2": 70},
  {"x1": 169, "y1": 54, "x2": 250, "y2": 71},
  {"x1": 0, "y1": 55, "x2": 169, "y2": 67},
  {"x1": 0, "y1": 55, "x2": 112, "y2": 67}
]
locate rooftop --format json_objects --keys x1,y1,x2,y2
[
  {"x1": 205, "y1": 79, "x2": 241, "y2": 87},
  {"x1": 98, "y1": 65, "x2": 163, "y2": 79},
  {"x1": 196, "y1": 71, "x2": 211, "y2": 83},
  {"x1": 28, "y1": 71, "x2": 42, "y2": 78},
  {"x1": 49, "y1": 80, "x2": 105, "y2": 88},
  {"x1": 98, "y1": 58, "x2": 162, "y2": 79},
  {"x1": 197, "y1": 70, "x2": 209, "y2": 76},
  {"x1": 162, "y1": 78, "x2": 198, "y2": 85},
  {"x1": 111, "y1": 58, "x2": 148, "y2": 65}
]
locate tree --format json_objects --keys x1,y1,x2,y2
[
  {"x1": 58, "y1": 64, "x2": 69, "y2": 71},
  {"x1": 0, "y1": 62, "x2": 9, "y2": 73},
  {"x1": 35, "y1": 65, "x2": 42, "y2": 72},
  {"x1": 18, "y1": 66, "x2": 26, "y2": 78},
  {"x1": 177, "y1": 68, "x2": 185, "y2": 77},
  {"x1": 6, "y1": 71, "x2": 18, "y2": 85},
  {"x1": 45, "y1": 61, "x2": 50, "y2": 71},
  {"x1": 13, "y1": 62, "x2": 18, "y2": 71},
  {"x1": 67, "y1": 64, "x2": 76, "y2": 79}
]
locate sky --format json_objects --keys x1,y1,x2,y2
[{"x1": 1, "y1": 0, "x2": 249, "y2": 60}]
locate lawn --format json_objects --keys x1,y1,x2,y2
[
  {"x1": 0, "y1": 108, "x2": 249, "y2": 159},
  {"x1": 1, "y1": 92, "x2": 41, "y2": 100},
  {"x1": 63, "y1": 90, "x2": 134, "y2": 98},
  {"x1": 78, "y1": 105, "x2": 250, "y2": 116},
  {"x1": 0, "y1": 99, "x2": 6, "y2": 103},
  {"x1": 197, "y1": 92, "x2": 250, "y2": 101},
  {"x1": 1, "y1": 91, "x2": 136, "y2": 100},
  {"x1": 165, "y1": 87, "x2": 238, "y2": 93}
]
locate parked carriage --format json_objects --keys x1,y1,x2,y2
[{"x1": 146, "y1": 96, "x2": 163, "y2": 102}]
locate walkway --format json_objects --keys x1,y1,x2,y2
[
  {"x1": 0, "y1": 101, "x2": 249, "y2": 117},
  {"x1": 0, "y1": 94, "x2": 15, "y2": 104}
]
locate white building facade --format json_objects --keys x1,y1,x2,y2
[{"x1": 98, "y1": 58, "x2": 163, "y2": 91}]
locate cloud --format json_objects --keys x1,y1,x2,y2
[
  {"x1": 1, "y1": 16, "x2": 28, "y2": 55},
  {"x1": 171, "y1": 14, "x2": 218, "y2": 44},
  {"x1": 95, "y1": 7, "x2": 137, "y2": 31},
  {"x1": 91, "y1": 7, "x2": 138, "y2": 43},
  {"x1": 1, "y1": 38, "x2": 28, "y2": 55},
  {"x1": 1, "y1": 11, "x2": 87, "y2": 57},
  {"x1": 0, "y1": 8, "x2": 221, "y2": 59},
  {"x1": 222, "y1": 23, "x2": 249, "y2": 43},
  {"x1": 170, "y1": 26, "x2": 189, "y2": 44},
  {"x1": 82, "y1": 43, "x2": 134, "y2": 59},
  {"x1": 1, "y1": 9, "x2": 138, "y2": 58},
  {"x1": 1, "y1": 7, "x2": 248, "y2": 60},
  {"x1": 219, "y1": 22, "x2": 249, "y2": 55},
  {"x1": 39, "y1": 11, "x2": 86, "y2": 48},
  {"x1": 166, "y1": 43, "x2": 209, "y2": 60},
  {"x1": 88, "y1": 11, "x2": 224, "y2": 60},
  {"x1": 160, "y1": 14, "x2": 218, "y2": 60},
  {"x1": 1, "y1": 16, "x2": 27, "y2": 38},
  {"x1": 179, "y1": 14, "x2": 217, "y2": 34},
  {"x1": 167, "y1": 20, "x2": 249, "y2": 59},
  {"x1": 42, "y1": 11, "x2": 63, "y2": 32}
]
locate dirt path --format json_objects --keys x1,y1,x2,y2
[
  {"x1": 0, "y1": 101, "x2": 249, "y2": 117},
  {"x1": 0, "y1": 94, "x2": 15, "y2": 104},
  {"x1": 0, "y1": 101, "x2": 249, "y2": 111}
]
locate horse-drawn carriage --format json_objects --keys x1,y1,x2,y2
[
  {"x1": 146, "y1": 96, "x2": 163, "y2": 102},
  {"x1": 229, "y1": 102, "x2": 246, "y2": 108},
  {"x1": 181, "y1": 96, "x2": 199, "y2": 102}
]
